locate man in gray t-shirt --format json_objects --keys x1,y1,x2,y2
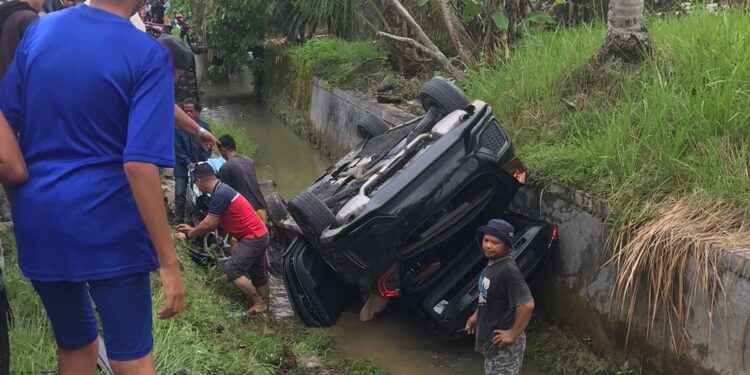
[
  {"x1": 465, "y1": 219, "x2": 534, "y2": 375},
  {"x1": 217, "y1": 135, "x2": 267, "y2": 212}
]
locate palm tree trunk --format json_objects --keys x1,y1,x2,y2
[{"x1": 594, "y1": 0, "x2": 651, "y2": 65}]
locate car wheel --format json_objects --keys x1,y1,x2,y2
[
  {"x1": 287, "y1": 191, "x2": 336, "y2": 236},
  {"x1": 419, "y1": 77, "x2": 470, "y2": 115},
  {"x1": 187, "y1": 233, "x2": 214, "y2": 266},
  {"x1": 356, "y1": 114, "x2": 389, "y2": 140},
  {"x1": 265, "y1": 192, "x2": 290, "y2": 225}
]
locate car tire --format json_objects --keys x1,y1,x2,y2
[
  {"x1": 288, "y1": 191, "x2": 336, "y2": 236},
  {"x1": 356, "y1": 114, "x2": 389, "y2": 140},
  {"x1": 265, "y1": 192, "x2": 290, "y2": 225},
  {"x1": 419, "y1": 77, "x2": 470, "y2": 115}
]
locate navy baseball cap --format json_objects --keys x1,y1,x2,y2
[{"x1": 477, "y1": 219, "x2": 514, "y2": 248}]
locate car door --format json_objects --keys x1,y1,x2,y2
[
  {"x1": 415, "y1": 219, "x2": 556, "y2": 338},
  {"x1": 282, "y1": 236, "x2": 354, "y2": 327}
]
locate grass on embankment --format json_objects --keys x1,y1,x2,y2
[
  {"x1": 4, "y1": 231, "x2": 380, "y2": 374},
  {"x1": 280, "y1": 37, "x2": 428, "y2": 114},
  {"x1": 465, "y1": 10, "x2": 750, "y2": 223},
  {"x1": 210, "y1": 121, "x2": 258, "y2": 158},
  {"x1": 276, "y1": 12, "x2": 750, "y2": 223}
]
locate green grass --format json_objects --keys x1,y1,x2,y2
[
  {"x1": 209, "y1": 120, "x2": 258, "y2": 158},
  {"x1": 465, "y1": 10, "x2": 750, "y2": 221},
  {"x1": 277, "y1": 11, "x2": 750, "y2": 222},
  {"x1": 3, "y1": 230, "x2": 380, "y2": 374},
  {"x1": 288, "y1": 37, "x2": 386, "y2": 80},
  {"x1": 526, "y1": 320, "x2": 620, "y2": 375}
]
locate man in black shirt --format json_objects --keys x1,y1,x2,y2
[
  {"x1": 151, "y1": 0, "x2": 164, "y2": 24},
  {"x1": 217, "y1": 135, "x2": 267, "y2": 216},
  {"x1": 0, "y1": 0, "x2": 42, "y2": 78},
  {"x1": 465, "y1": 219, "x2": 534, "y2": 375}
]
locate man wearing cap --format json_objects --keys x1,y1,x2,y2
[{"x1": 465, "y1": 219, "x2": 535, "y2": 375}]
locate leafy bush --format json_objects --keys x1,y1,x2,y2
[{"x1": 205, "y1": 0, "x2": 272, "y2": 76}]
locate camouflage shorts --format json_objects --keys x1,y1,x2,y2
[{"x1": 483, "y1": 331, "x2": 526, "y2": 375}]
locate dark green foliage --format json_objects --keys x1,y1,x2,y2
[{"x1": 205, "y1": 0, "x2": 272, "y2": 76}]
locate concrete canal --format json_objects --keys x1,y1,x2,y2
[{"x1": 198, "y1": 69, "x2": 544, "y2": 374}]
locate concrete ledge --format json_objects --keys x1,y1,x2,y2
[{"x1": 309, "y1": 78, "x2": 415, "y2": 156}]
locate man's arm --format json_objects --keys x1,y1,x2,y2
[
  {"x1": 492, "y1": 300, "x2": 534, "y2": 345},
  {"x1": 174, "y1": 104, "x2": 218, "y2": 150},
  {"x1": 176, "y1": 214, "x2": 220, "y2": 239},
  {"x1": 492, "y1": 267, "x2": 535, "y2": 345},
  {"x1": 464, "y1": 308, "x2": 479, "y2": 335},
  {"x1": 198, "y1": 119, "x2": 212, "y2": 161},
  {"x1": 0, "y1": 113, "x2": 27, "y2": 186},
  {"x1": 124, "y1": 162, "x2": 186, "y2": 319}
]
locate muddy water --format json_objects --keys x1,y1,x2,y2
[
  {"x1": 200, "y1": 69, "x2": 329, "y2": 199},
  {"x1": 330, "y1": 301, "x2": 543, "y2": 375},
  {"x1": 199, "y1": 69, "x2": 543, "y2": 375}
]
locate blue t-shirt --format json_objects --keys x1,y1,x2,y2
[{"x1": 0, "y1": 5, "x2": 175, "y2": 282}]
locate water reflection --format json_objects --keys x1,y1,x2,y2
[
  {"x1": 201, "y1": 73, "x2": 329, "y2": 199},
  {"x1": 329, "y1": 301, "x2": 542, "y2": 375}
]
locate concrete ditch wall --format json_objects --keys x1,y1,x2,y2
[
  {"x1": 302, "y1": 78, "x2": 750, "y2": 374},
  {"x1": 510, "y1": 184, "x2": 750, "y2": 375},
  {"x1": 309, "y1": 78, "x2": 414, "y2": 156}
]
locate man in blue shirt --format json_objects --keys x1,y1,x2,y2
[
  {"x1": 174, "y1": 97, "x2": 211, "y2": 223},
  {"x1": 0, "y1": 1, "x2": 186, "y2": 373}
]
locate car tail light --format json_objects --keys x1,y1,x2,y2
[
  {"x1": 502, "y1": 158, "x2": 526, "y2": 184},
  {"x1": 376, "y1": 267, "x2": 400, "y2": 298},
  {"x1": 551, "y1": 226, "x2": 558, "y2": 242}
]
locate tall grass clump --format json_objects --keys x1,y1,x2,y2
[
  {"x1": 288, "y1": 37, "x2": 386, "y2": 88},
  {"x1": 468, "y1": 10, "x2": 750, "y2": 348},
  {"x1": 468, "y1": 11, "x2": 750, "y2": 217}
]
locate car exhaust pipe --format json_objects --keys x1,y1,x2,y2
[
  {"x1": 336, "y1": 133, "x2": 433, "y2": 225},
  {"x1": 336, "y1": 110, "x2": 469, "y2": 225}
]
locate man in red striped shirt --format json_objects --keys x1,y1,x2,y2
[{"x1": 177, "y1": 163, "x2": 270, "y2": 314}]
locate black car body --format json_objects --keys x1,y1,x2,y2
[
  {"x1": 275, "y1": 77, "x2": 556, "y2": 332},
  {"x1": 289, "y1": 102, "x2": 525, "y2": 288}
]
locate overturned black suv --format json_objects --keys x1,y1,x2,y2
[{"x1": 270, "y1": 77, "x2": 557, "y2": 336}]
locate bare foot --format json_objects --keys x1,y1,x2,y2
[{"x1": 247, "y1": 303, "x2": 268, "y2": 315}]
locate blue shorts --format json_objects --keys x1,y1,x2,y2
[{"x1": 32, "y1": 272, "x2": 153, "y2": 361}]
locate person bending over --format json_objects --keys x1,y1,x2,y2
[{"x1": 177, "y1": 163, "x2": 270, "y2": 314}]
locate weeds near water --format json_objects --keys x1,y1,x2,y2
[
  {"x1": 526, "y1": 318, "x2": 620, "y2": 375},
  {"x1": 210, "y1": 121, "x2": 258, "y2": 158}
]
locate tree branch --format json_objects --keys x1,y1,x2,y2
[
  {"x1": 386, "y1": 0, "x2": 465, "y2": 81},
  {"x1": 376, "y1": 31, "x2": 465, "y2": 81},
  {"x1": 437, "y1": 0, "x2": 473, "y2": 66}
]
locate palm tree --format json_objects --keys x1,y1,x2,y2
[{"x1": 594, "y1": 0, "x2": 651, "y2": 65}]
